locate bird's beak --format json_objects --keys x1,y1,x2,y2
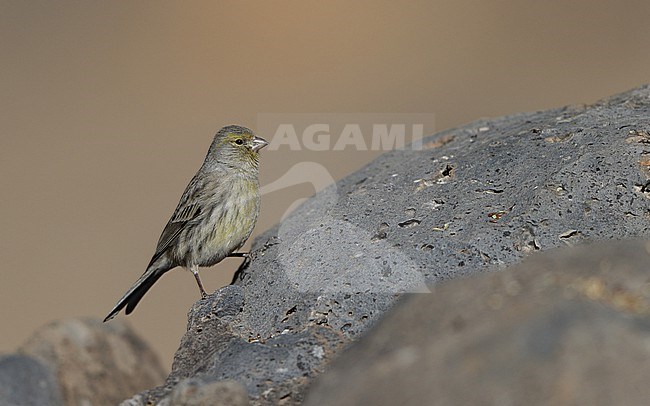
[{"x1": 252, "y1": 136, "x2": 269, "y2": 152}]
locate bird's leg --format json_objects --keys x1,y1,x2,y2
[
  {"x1": 230, "y1": 253, "x2": 252, "y2": 284},
  {"x1": 189, "y1": 264, "x2": 207, "y2": 298}
]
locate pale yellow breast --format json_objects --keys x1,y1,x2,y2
[{"x1": 206, "y1": 175, "x2": 260, "y2": 255}]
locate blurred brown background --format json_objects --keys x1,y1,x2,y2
[{"x1": 2, "y1": 0, "x2": 649, "y2": 371}]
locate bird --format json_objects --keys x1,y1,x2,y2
[{"x1": 104, "y1": 125, "x2": 268, "y2": 322}]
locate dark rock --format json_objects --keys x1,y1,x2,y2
[
  {"x1": 126, "y1": 287, "x2": 346, "y2": 405},
  {"x1": 18, "y1": 318, "x2": 166, "y2": 405},
  {"x1": 167, "y1": 379, "x2": 250, "y2": 406},
  {"x1": 304, "y1": 240, "x2": 650, "y2": 406},
  {"x1": 0, "y1": 354, "x2": 63, "y2": 406},
  {"x1": 132, "y1": 85, "x2": 650, "y2": 404}
]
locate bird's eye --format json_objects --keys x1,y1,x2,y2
[{"x1": 235, "y1": 139, "x2": 244, "y2": 145}]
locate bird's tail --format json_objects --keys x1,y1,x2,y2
[{"x1": 103, "y1": 266, "x2": 166, "y2": 322}]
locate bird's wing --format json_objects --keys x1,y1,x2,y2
[{"x1": 148, "y1": 174, "x2": 206, "y2": 266}]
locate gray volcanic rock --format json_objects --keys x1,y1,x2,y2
[
  {"x1": 0, "y1": 354, "x2": 63, "y2": 406},
  {"x1": 130, "y1": 85, "x2": 650, "y2": 404},
  {"x1": 304, "y1": 240, "x2": 650, "y2": 406},
  {"x1": 167, "y1": 379, "x2": 250, "y2": 406},
  {"x1": 124, "y1": 287, "x2": 346, "y2": 405}
]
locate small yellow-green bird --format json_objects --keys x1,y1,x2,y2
[{"x1": 104, "y1": 125, "x2": 268, "y2": 322}]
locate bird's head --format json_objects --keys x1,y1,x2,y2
[{"x1": 206, "y1": 125, "x2": 268, "y2": 171}]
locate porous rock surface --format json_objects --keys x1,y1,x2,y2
[
  {"x1": 304, "y1": 240, "x2": 650, "y2": 406},
  {"x1": 128, "y1": 85, "x2": 650, "y2": 405}
]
